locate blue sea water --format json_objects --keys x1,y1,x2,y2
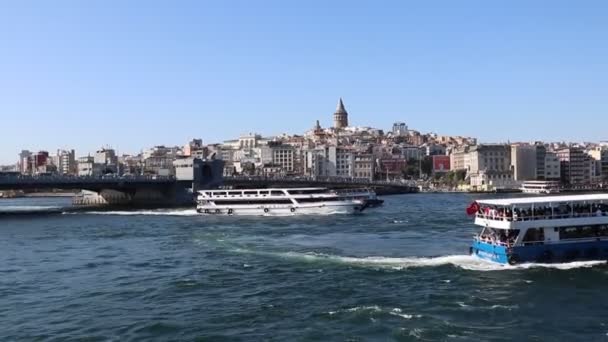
[{"x1": 1, "y1": 194, "x2": 608, "y2": 341}]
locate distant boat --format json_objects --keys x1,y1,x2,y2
[
  {"x1": 196, "y1": 187, "x2": 381, "y2": 216},
  {"x1": 520, "y1": 180, "x2": 560, "y2": 194}
]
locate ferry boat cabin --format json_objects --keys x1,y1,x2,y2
[{"x1": 468, "y1": 194, "x2": 608, "y2": 265}]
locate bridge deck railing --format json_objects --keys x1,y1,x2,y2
[
  {"x1": 0, "y1": 175, "x2": 176, "y2": 185},
  {"x1": 224, "y1": 175, "x2": 416, "y2": 187}
]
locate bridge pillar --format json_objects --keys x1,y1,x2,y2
[
  {"x1": 73, "y1": 189, "x2": 132, "y2": 206},
  {"x1": 73, "y1": 186, "x2": 194, "y2": 207}
]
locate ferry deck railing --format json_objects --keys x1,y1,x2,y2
[{"x1": 476, "y1": 211, "x2": 608, "y2": 222}]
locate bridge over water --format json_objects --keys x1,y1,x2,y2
[
  {"x1": 0, "y1": 175, "x2": 178, "y2": 192},
  {"x1": 224, "y1": 176, "x2": 418, "y2": 195},
  {"x1": 0, "y1": 174, "x2": 417, "y2": 206}
]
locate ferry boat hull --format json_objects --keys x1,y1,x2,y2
[
  {"x1": 471, "y1": 240, "x2": 608, "y2": 265},
  {"x1": 196, "y1": 200, "x2": 366, "y2": 216}
]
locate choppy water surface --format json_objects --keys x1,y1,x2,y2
[{"x1": 2, "y1": 194, "x2": 608, "y2": 341}]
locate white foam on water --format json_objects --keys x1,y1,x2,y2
[
  {"x1": 328, "y1": 306, "x2": 419, "y2": 320},
  {"x1": 75, "y1": 209, "x2": 199, "y2": 216},
  {"x1": 235, "y1": 248, "x2": 607, "y2": 272},
  {"x1": 0, "y1": 205, "x2": 60, "y2": 211}
]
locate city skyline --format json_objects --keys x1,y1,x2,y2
[{"x1": 2, "y1": 1, "x2": 608, "y2": 164}]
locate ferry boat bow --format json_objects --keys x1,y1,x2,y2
[{"x1": 467, "y1": 194, "x2": 608, "y2": 265}]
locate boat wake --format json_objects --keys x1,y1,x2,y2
[
  {"x1": 66, "y1": 209, "x2": 356, "y2": 217},
  {"x1": 233, "y1": 249, "x2": 606, "y2": 271},
  {"x1": 67, "y1": 209, "x2": 199, "y2": 216}
]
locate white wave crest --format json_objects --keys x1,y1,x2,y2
[
  {"x1": 73, "y1": 209, "x2": 198, "y2": 216},
  {"x1": 234, "y1": 249, "x2": 607, "y2": 271},
  {"x1": 328, "y1": 306, "x2": 420, "y2": 320}
]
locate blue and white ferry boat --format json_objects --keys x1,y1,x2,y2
[{"x1": 468, "y1": 194, "x2": 608, "y2": 265}]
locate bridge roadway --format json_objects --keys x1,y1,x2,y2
[
  {"x1": 223, "y1": 176, "x2": 419, "y2": 195},
  {"x1": 0, "y1": 175, "x2": 418, "y2": 195},
  {"x1": 0, "y1": 175, "x2": 179, "y2": 192}
]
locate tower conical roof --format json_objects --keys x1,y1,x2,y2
[{"x1": 335, "y1": 98, "x2": 347, "y2": 114}]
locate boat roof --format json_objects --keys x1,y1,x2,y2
[
  {"x1": 477, "y1": 194, "x2": 608, "y2": 206},
  {"x1": 199, "y1": 187, "x2": 327, "y2": 193}
]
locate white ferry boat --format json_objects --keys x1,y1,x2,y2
[
  {"x1": 196, "y1": 187, "x2": 380, "y2": 216},
  {"x1": 467, "y1": 194, "x2": 608, "y2": 265},
  {"x1": 520, "y1": 180, "x2": 560, "y2": 194}
]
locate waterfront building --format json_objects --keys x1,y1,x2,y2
[
  {"x1": 141, "y1": 146, "x2": 180, "y2": 176},
  {"x1": 544, "y1": 152, "x2": 561, "y2": 181},
  {"x1": 183, "y1": 138, "x2": 203, "y2": 157},
  {"x1": 468, "y1": 144, "x2": 511, "y2": 174},
  {"x1": 586, "y1": 147, "x2": 608, "y2": 181},
  {"x1": 120, "y1": 154, "x2": 144, "y2": 175},
  {"x1": 270, "y1": 142, "x2": 295, "y2": 173},
  {"x1": 469, "y1": 170, "x2": 515, "y2": 191},
  {"x1": 378, "y1": 155, "x2": 408, "y2": 180},
  {"x1": 534, "y1": 143, "x2": 547, "y2": 180},
  {"x1": 432, "y1": 155, "x2": 451, "y2": 174},
  {"x1": 467, "y1": 144, "x2": 514, "y2": 190},
  {"x1": 335, "y1": 147, "x2": 354, "y2": 178},
  {"x1": 557, "y1": 147, "x2": 592, "y2": 185},
  {"x1": 94, "y1": 148, "x2": 117, "y2": 165},
  {"x1": 449, "y1": 145, "x2": 471, "y2": 171},
  {"x1": 353, "y1": 153, "x2": 375, "y2": 180},
  {"x1": 77, "y1": 156, "x2": 102, "y2": 177},
  {"x1": 56, "y1": 149, "x2": 77, "y2": 175},
  {"x1": 399, "y1": 144, "x2": 422, "y2": 161},
  {"x1": 31, "y1": 151, "x2": 50, "y2": 175},
  {"x1": 222, "y1": 133, "x2": 270, "y2": 150},
  {"x1": 421, "y1": 143, "x2": 447, "y2": 156},
  {"x1": 18, "y1": 150, "x2": 32, "y2": 174},
  {"x1": 511, "y1": 144, "x2": 537, "y2": 181},
  {"x1": 333, "y1": 98, "x2": 349, "y2": 129},
  {"x1": 305, "y1": 145, "x2": 338, "y2": 178}
]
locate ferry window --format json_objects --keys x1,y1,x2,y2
[
  {"x1": 559, "y1": 226, "x2": 596, "y2": 240},
  {"x1": 270, "y1": 190, "x2": 284, "y2": 196},
  {"x1": 243, "y1": 191, "x2": 257, "y2": 196},
  {"x1": 522, "y1": 228, "x2": 544, "y2": 244}
]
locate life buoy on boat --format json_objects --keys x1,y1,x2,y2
[
  {"x1": 508, "y1": 254, "x2": 520, "y2": 265},
  {"x1": 290, "y1": 208, "x2": 296, "y2": 213},
  {"x1": 215, "y1": 209, "x2": 221, "y2": 214},
  {"x1": 263, "y1": 208, "x2": 269, "y2": 213},
  {"x1": 228, "y1": 209, "x2": 233, "y2": 215}
]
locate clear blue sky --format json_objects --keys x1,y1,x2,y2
[{"x1": 1, "y1": 0, "x2": 607, "y2": 164}]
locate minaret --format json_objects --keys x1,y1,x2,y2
[{"x1": 333, "y1": 98, "x2": 348, "y2": 129}]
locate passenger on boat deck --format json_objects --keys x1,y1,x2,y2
[{"x1": 477, "y1": 203, "x2": 608, "y2": 220}]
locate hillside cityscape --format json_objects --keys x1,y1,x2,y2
[{"x1": 2, "y1": 98, "x2": 607, "y2": 192}]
